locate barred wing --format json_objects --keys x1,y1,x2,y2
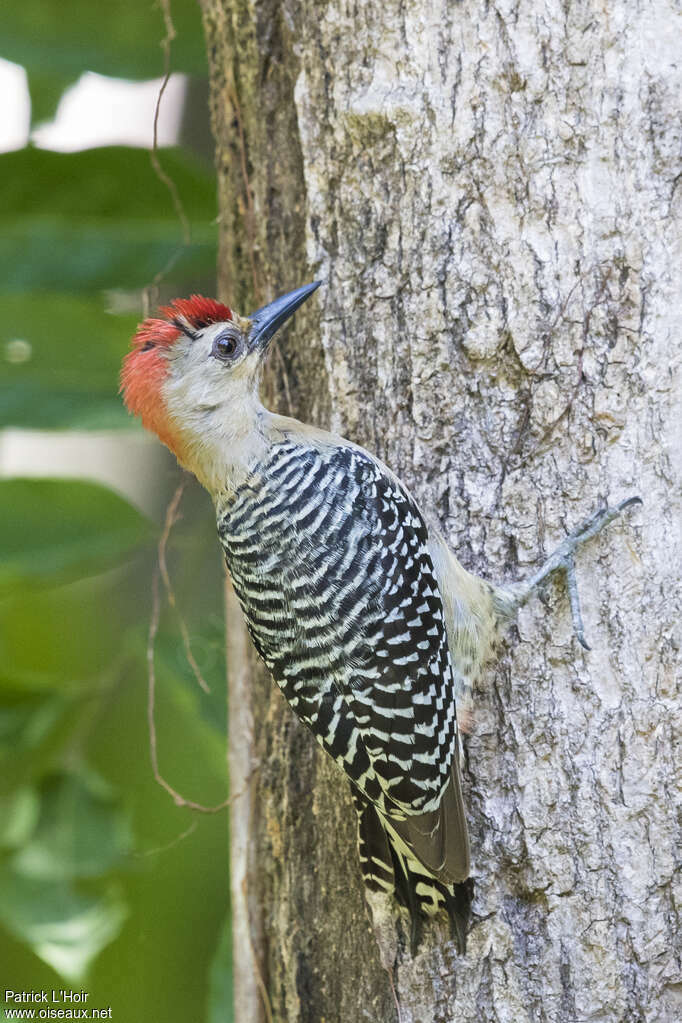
[{"x1": 218, "y1": 440, "x2": 468, "y2": 878}]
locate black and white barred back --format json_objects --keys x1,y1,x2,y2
[{"x1": 217, "y1": 438, "x2": 472, "y2": 948}]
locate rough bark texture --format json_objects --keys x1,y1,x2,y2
[{"x1": 199, "y1": 2, "x2": 680, "y2": 1020}]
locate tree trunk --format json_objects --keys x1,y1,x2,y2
[{"x1": 199, "y1": 1, "x2": 680, "y2": 1020}]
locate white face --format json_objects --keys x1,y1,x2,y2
[
  {"x1": 161, "y1": 316, "x2": 264, "y2": 443},
  {"x1": 134, "y1": 282, "x2": 321, "y2": 489}
]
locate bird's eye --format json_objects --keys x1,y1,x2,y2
[
  {"x1": 141, "y1": 341, "x2": 155, "y2": 352},
  {"x1": 212, "y1": 331, "x2": 243, "y2": 362}
]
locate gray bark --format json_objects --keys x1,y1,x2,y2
[{"x1": 200, "y1": 1, "x2": 681, "y2": 1020}]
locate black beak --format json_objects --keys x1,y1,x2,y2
[{"x1": 247, "y1": 281, "x2": 322, "y2": 351}]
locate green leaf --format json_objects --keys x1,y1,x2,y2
[
  {"x1": 2, "y1": 0, "x2": 207, "y2": 80},
  {"x1": 1, "y1": 221, "x2": 215, "y2": 294},
  {"x1": 27, "y1": 70, "x2": 77, "y2": 129},
  {"x1": 0, "y1": 869, "x2": 127, "y2": 982},
  {"x1": 0, "y1": 147, "x2": 216, "y2": 295},
  {"x1": 0, "y1": 787, "x2": 40, "y2": 849},
  {"x1": 208, "y1": 912, "x2": 234, "y2": 1023},
  {"x1": 0, "y1": 693, "x2": 69, "y2": 753},
  {"x1": 0, "y1": 147, "x2": 215, "y2": 223},
  {"x1": 11, "y1": 770, "x2": 131, "y2": 881},
  {"x1": 0, "y1": 689, "x2": 88, "y2": 797},
  {"x1": 0, "y1": 575, "x2": 132, "y2": 692},
  {"x1": 0, "y1": 293, "x2": 138, "y2": 430},
  {"x1": 0, "y1": 478, "x2": 151, "y2": 596}
]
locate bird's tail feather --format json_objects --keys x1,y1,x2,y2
[{"x1": 352, "y1": 788, "x2": 473, "y2": 954}]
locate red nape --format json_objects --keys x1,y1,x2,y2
[
  {"x1": 119, "y1": 345, "x2": 183, "y2": 455},
  {"x1": 160, "y1": 295, "x2": 233, "y2": 331},
  {"x1": 120, "y1": 295, "x2": 233, "y2": 462}
]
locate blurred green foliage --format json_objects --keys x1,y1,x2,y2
[
  {"x1": 0, "y1": 294, "x2": 139, "y2": 430},
  {"x1": 0, "y1": 147, "x2": 216, "y2": 295},
  {"x1": 4, "y1": 0, "x2": 207, "y2": 82},
  {"x1": 0, "y1": 486, "x2": 233, "y2": 1020},
  {"x1": 0, "y1": 479, "x2": 151, "y2": 594},
  {"x1": 6, "y1": 0, "x2": 207, "y2": 129},
  {"x1": 0, "y1": 1, "x2": 233, "y2": 1020}
]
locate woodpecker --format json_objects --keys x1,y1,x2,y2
[{"x1": 121, "y1": 283, "x2": 639, "y2": 955}]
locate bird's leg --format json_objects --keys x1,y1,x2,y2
[{"x1": 503, "y1": 496, "x2": 641, "y2": 650}]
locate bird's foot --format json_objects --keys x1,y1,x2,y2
[{"x1": 510, "y1": 496, "x2": 641, "y2": 649}]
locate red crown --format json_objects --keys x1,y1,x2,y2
[
  {"x1": 159, "y1": 295, "x2": 233, "y2": 331},
  {"x1": 129, "y1": 295, "x2": 234, "y2": 351}
]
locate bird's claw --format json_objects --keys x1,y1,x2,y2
[
  {"x1": 511, "y1": 495, "x2": 642, "y2": 648},
  {"x1": 559, "y1": 496, "x2": 641, "y2": 648},
  {"x1": 562, "y1": 495, "x2": 642, "y2": 550},
  {"x1": 563, "y1": 553, "x2": 590, "y2": 649}
]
